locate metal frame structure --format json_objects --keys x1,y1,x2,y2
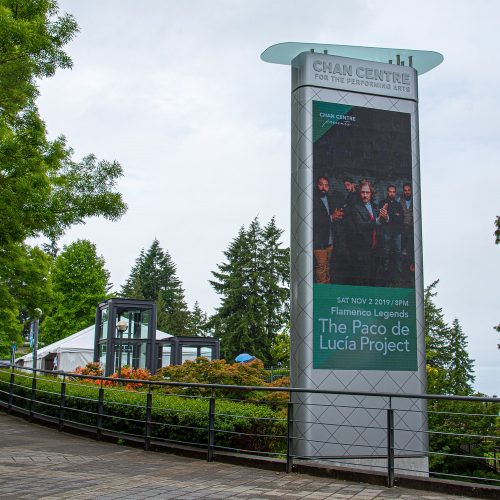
[
  {"x1": 158, "y1": 336, "x2": 220, "y2": 367},
  {"x1": 94, "y1": 298, "x2": 220, "y2": 375},
  {"x1": 94, "y1": 298, "x2": 157, "y2": 376}
]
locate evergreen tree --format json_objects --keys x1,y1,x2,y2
[
  {"x1": 424, "y1": 281, "x2": 474, "y2": 395},
  {"x1": 121, "y1": 239, "x2": 190, "y2": 335},
  {"x1": 425, "y1": 280, "x2": 453, "y2": 372},
  {"x1": 210, "y1": 225, "x2": 264, "y2": 361},
  {"x1": 424, "y1": 284, "x2": 495, "y2": 479},
  {"x1": 186, "y1": 301, "x2": 210, "y2": 337},
  {"x1": 122, "y1": 249, "x2": 145, "y2": 298},
  {"x1": 209, "y1": 217, "x2": 290, "y2": 364},
  {"x1": 261, "y1": 218, "x2": 290, "y2": 362},
  {"x1": 447, "y1": 318, "x2": 475, "y2": 395},
  {"x1": 41, "y1": 240, "x2": 110, "y2": 345}
]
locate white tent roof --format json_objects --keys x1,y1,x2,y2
[{"x1": 18, "y1": 325, "x2": 172, "y2": 363}]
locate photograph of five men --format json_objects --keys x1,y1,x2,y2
[{"x1": 312, "y1": 102, "x2": 415, "y2": 289}]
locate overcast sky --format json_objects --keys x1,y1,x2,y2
[{"x1": 36, "y1": 0, "x2": 499, "y2": 395}]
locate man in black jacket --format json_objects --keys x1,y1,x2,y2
[
  {"x1": 350, "y1": 179, "x2": 388, "y2": 286},
  {"x1": 382, "y1": 185, "x2": 403, "y2": 285},
  {"x1": 313, "y1": 176, "x2": 344, "y2": 284},
  {"x1": 333, "y1": 176, "x2": 358, "y2": 284},
  {"x1": 400, "y1": 183, "x2": 414, "y2": 286}
]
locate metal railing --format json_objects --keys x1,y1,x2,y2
[
  {"x1": 264, "y1": 366, "x2": 290, "y2": 383},
  {"x1": 0, "y1": 364, "x2": 498, "y2": 490}
]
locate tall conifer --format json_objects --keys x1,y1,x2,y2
[
  {"x1": 424, "y1": 281, "x2": 474, "y2": 395},
  {"x1": 187, "y1": 301, "x2": 210, "y2": 336},
  {"x1": 121, "y1": 239, "x2": 189, "y2": 335},
  {"x1": 209, "y1": 217, "x2": 289, "y2": 364}
]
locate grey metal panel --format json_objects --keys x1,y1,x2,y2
[
  {"x1": 292, "y1": 52, "x2": 418, "y2": 102},
  {"x1": 290, "y1": 65, "x2": 427, "y2": 467}
]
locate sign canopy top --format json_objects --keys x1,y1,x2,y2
[{"x1": 261, "y1": 42, "x2": 443, "y2": 75}]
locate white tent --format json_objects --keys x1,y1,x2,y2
[{"x1": 17, "y1": 325, "x2": 171, "y2": 372}]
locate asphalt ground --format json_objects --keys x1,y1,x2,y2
[{"x1": 0, "y1": 411, "x2": 477, "y2": 499}]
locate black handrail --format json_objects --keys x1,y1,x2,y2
[
  {"x1": 1, "y1": 362, "x2": 499, "y2": 491},
  {"x1": 6, "y1": 364, "x2": 497, "y2": 403}
]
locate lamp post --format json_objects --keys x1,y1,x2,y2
[
  {"x1": 31, "y1": 308, "x2": 42, "y2": 373},
  {"x1": 116, "y1": 319, "x2": 128, "y2": 379},
  {"x1": 10, "y1": 343, "x2": 16, "y2": 365}
]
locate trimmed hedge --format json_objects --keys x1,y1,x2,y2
[{"x1": 0, "y1": 369, "x2": 286, "y2": 455}]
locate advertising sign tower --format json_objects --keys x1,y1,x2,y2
[{"x1": 262, "y1": 43, "x2": 443, "y2": 474}]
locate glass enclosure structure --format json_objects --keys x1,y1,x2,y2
[
  {"x1": 95, "y1": 299, "x2": 220, "y2": 375},
  {"x1": 156, "y1": 336, "x2": 220, "y2": 369},
  {"x1": 94, "y1": 298, "x2": 157, "y2": 376}
]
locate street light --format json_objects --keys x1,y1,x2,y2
[
  {"x1": 31, "y1": 308, "x2": 43, "y2": 373},
  {"x1": 116, "y1": 319, "x2": 128, "y2": 379}
]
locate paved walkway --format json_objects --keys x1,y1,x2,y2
[{"x1": 0, "y1": 412, "x2": 475, "y2": 499}]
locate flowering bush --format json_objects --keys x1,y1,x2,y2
[
  {"x1": 73, "y1": 362, "x2": 151, "y2": 390},
  {"x1": 74, "y1": 362, "x2": 103, "y2": 377},
  {"x1": 106, "y1": 366, "x2": 152, "y2": 390},
  {"x1": 259, "y1": 376, "x2": 290, "y2": 410}
]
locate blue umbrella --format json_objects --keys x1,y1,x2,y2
[{"x1": 234, "y1": 353, "x2": 255, "y2": 363}]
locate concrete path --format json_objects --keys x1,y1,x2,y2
[{"x1": 0, "y1": 412, "x2": 474, "y2": 499}]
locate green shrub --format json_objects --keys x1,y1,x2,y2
[
  {"x1": 155, "y1": 357, "x2": 268, "y2": 384},
  {"x1": 0, "y1": 368, "x2": 286, "y2": 455},
  {"x1": 428, "y1": 397, "x2": 500, "y2": 479},
  {"x1": 153, "y1": 357, "x2": 289, "y2": 408}
]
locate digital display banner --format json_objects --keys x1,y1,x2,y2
[{"x1": 312, "y1": 101, "x2": 417, "y2": 371}]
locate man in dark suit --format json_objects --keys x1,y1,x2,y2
[
  {"x1": 313, "y1": 176, "x2": 344, "y2": 284},
  {"x1": 330, "y1": 176, "x2": 357, "y2": 284},
  {"x1": 350, "y1": 179, "x2": 388, "y2": 286},
  {"x1": 382, "y1": 185, "x2": 403, "y2": 285},
  {"x1": 342, "y1": 176, "x2": 358, "y2": 208},
  {"x1": 400, "y1": 182, "x2": 414, "y2": 285}
]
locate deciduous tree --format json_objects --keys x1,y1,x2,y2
[
  {"x1": 0, "y1": 1, "x2": 126, "y2": 351},
  {"x1": 41, "y1": 240, "x2": 110, "y2": 345},
  {"x1": 0, "y1": 1, "x2": 126, "y2": 246},
  {"x1": 269, "y1": 328, "x2": 290, "y2": 367},
  {"x1": 0, "y1": 243, "x2": 52, "y2": 356}
]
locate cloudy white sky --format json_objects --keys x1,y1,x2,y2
[{"x1": 36, "y1": 0, "x2": 499, "y2": 395}]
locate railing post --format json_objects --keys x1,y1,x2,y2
[
  {"x1": 8, "y1": 367, "x2": 15, "y2": 412},
  {"x1": 59, "y1": 376, "x2": 66, "y2": 431},
  {"x1": 29, "y1": 374, "x2": 37, "y2": 420},
  {"x1": 286, "y1": 401, "x2": 294, "y2": 473},
  {"x1": 96, "y1": 384, "x2": 104, "y2": 441},
  {"x1": 207, "y1": 396, "x2": 216, "y2": 462},
  {"x1": 387, "y1": 405, "x2": 395, "y2": 488},
  {"x1": 144, "y1": 390, "x2": 152, "y2": 451}
]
